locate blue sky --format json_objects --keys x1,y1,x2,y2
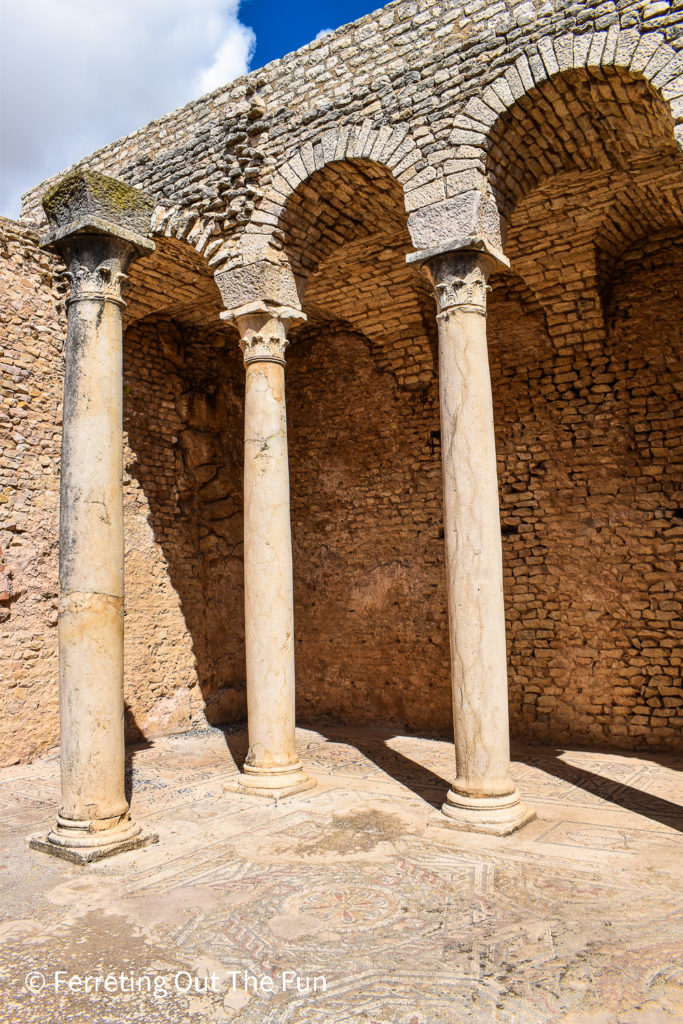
[
  {"x1": 0, "y1": 0, "x2": 382, "y2": 219},
  {"x1": 244, "y1": 0, "x2": 381, "y2": 68}
]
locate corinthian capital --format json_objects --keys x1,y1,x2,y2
[
  {"x1": 407, "y1": 236, "x2": 510, "y2": 318},
  {"x1": 222, "y1": 302, "x2": 306, "y2": 367},
  {"x1": 58, "y1": 235, "x2": 138, "y2": 307},
  {"x1": 433, "y1": 259, "x2": 491, "y2": 315}
]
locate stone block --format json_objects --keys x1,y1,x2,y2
[
  {"x1": 215, "y1": 260, "x2": 301, "y2": 313},
  {"x1": 41, "y1": 170, "x2": 154, "y2": 254}
]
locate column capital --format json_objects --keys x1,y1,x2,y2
[
  {"x1": 49, "y1": 234, "x2": 145, "y2": 309},
  {"x1": 407, "y1": 236, "x2": 510, "y2": 317},
  {"x1": 221, "y1": 302, "x2": 307, "y2": 366},
  {"x1": 40, "y1": 170, "x2": 155, "y2": 307},
  {"x1": 41, "y1": 170, "x2": 155, "y2": 255}
]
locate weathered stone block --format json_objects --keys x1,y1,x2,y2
[{"x1": 41, "y1": 170, "x2": 154, "y2": 254}]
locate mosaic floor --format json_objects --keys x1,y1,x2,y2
[{"x1": 0, "y1": 726, "x2": 681, "y2": 1023}]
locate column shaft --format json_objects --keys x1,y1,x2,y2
[
  {"x1": 30, "y1": 232, "x2": 155, "y2": 861},
  {"x1": 425, "y1": 245, "x2": 535, "y2": 835},
  {"x1": 59, "y1": 280, "x2": 126, "y2": 825},
  {"x1": 243, "y1": 360, "x2": 298, "y2": 772},
  {"x1": 236, "y1": 310, "x2": 314, "y2": 796}
]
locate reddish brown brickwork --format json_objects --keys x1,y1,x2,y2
[
  {"x1": 490, "y1": 233, "x2": 683, "y2": 751},
  {"x1": 2, "y1": 0, "x2": 682, "y2": 764},
  {"x1": 1, "y1": 214, "x2": 681, "y2": 766}
]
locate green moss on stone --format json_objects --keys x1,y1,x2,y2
[{"x1": 43, "y1": 169, "x2": 153, "y2": 234}]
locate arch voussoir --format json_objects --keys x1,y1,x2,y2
[{"x1": 232, "y1": 123, "x2": 425, "y2": 271}]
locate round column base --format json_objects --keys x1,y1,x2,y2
[
  {"x1": 238, "y1": 761, "x2": 316, "y2": 799},
  {"x1": 29, "y1": 813, "x2": 158, "y2": 863},
  {"x1": 440, "y1": 787, "x2": 536, "y2": 836}
]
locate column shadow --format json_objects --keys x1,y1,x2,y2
[
  {"x1": 308, "y1": 728, "x2": 683, "y2": 832},
  {"x1": 515, "y1": 747, "x2": 683, "y2": 833},
  {"x1": 214, "y1": 723, "x2": 249, "y2": 775},
  {"x1": 123, "y1": 704, "x2": 153, "y2": 806},
  {"x1": 312, "y1": 725, "x2": 451, "y2": 810}
]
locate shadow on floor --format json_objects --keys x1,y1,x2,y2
[
  {"x1": 314, "y1": 726, "x2": 451, "y2": 810},
  {"x1": 516, "y1": 747, "x2": 683, "y2": 834},
  {"x1": 308, "y1": 726, "x2": 683, "y2": 832},
  {"x1": 124, "y1": 742, "x2": 153, "y2": 807},
  {"x1": 215, "y1": 724, "x2": 249, "y2": 775}
]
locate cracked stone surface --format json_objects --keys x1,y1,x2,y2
[{"x1": 1, "y1": 726, "x2": 682, "y2": 1023}]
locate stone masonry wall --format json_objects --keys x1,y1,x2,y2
[
  {"x1": 3, "y1": 0, "x2": 682, "y2": 763},
  {"x1": 0, "y1": 219, "x2": 63, "y2": 765},
  {"x1": 0, "y1": 220, "x2": 246, "y2": 765},
  {"x1": 18, "y1": 0, "x2": 683, "y2": 263}
]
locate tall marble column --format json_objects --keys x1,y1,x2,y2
[
  {"x1": 30, "y1": 171, "x2": 157, "y2": 862},
  {"x1": 416, "y1": 239, "x2": 535, "y2": 835},
  {"x1": 230, "y1": 305, "x2": 315, "y2": 797}
]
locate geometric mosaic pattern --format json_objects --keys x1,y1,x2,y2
[{"x1": 1, "y1": 727, "x2": 681, "y2": 1022}]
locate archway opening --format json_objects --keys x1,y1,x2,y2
[
  {"x1": 483, "y1": 68, "x2": 683, "y2": 751},
  {"x1": 121, "y1": 236, "x2": 246, "y2": 742},
  {"x1": 278, "y1": 158, "x2": 451, "y2": 736}
]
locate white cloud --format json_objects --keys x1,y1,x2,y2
[
  {"x1": 196, "y1": 22, "x2": 255, "y2": 95},
  {"x1": 0, "y1": 0, "x2": 255, "y2": 218},
  {"x1": 314, "y1": 28, "x2": 334, "y2": 40}
]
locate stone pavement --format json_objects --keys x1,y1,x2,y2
[{"x1": 0, "y1": 726, "x2": 681, "y2": 1023}]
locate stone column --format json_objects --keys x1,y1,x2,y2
[
  {"x1": 230, "y1": 305, "x2": 315, "y2": 797},
  {"x1": 414, "y1": 238, "x2": 535, "y2": 835},
  {"x1": 30, "y1": 171, "x2": 157, "y2": 862}
]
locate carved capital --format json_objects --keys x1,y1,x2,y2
[
  {"x1": 222, "y1": 303, "x2": 306, "y2": 367},
  {"x1": 56, "y1": 234, "x2": 139, "y2": 308},
  {"x1": 239, "y1": 316, "x2": 290, "y2": 366},
  {"x1": 408, "y1": 236, "x2": 509, "y2": 319},
  {"x1": 431, "y1": 257, "x2": 491, "y2": 316}
]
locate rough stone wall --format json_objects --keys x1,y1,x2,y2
[
  {"x1": 3, "y1": 0, "x2": 683, "y2": 762},
  {"x1": 0, "y1": 220, "x2": 247, "y2": 765},
  {"x1": 0, "y1": 219, "x2": 63, "y2": 765},
  {"x1": 122, "y1": 314, "x2": 246, "y2": 735}
]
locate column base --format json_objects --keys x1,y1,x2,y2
[
  {"x1": 29, "y1": 813, "x2": 158, "y2": 864},
  {"x1": 237, "y1": 761, "x2": 316, "y2": 799},
  {"x1": 439, "y1": 788, "x2": 536, "y2": 836}
]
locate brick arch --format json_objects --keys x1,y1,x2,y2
[
  {"x1": 231, "y1": 122, "x2": 427, "y2": 267},
  {"x1": 448, "y1": 30, "x2": 682, "y2": 214},
  {"x1": 149, "y1": 204, "x2": 224, "y2": 266},
  {"x1": 125, "y1": 220, "x2": 226, "y2": 329}
]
